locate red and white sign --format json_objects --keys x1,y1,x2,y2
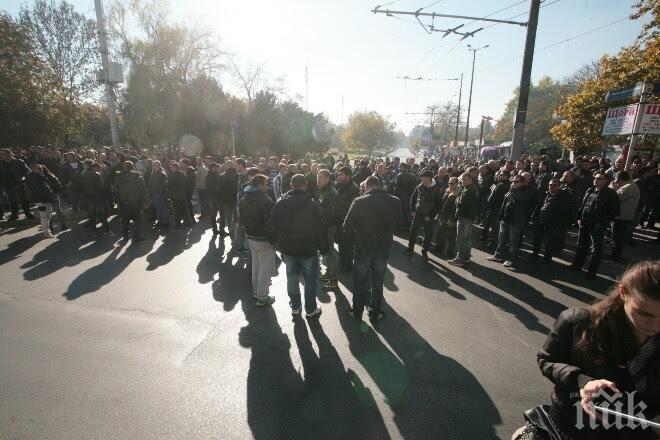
[
  {"x1": 640, "y1": 104, "x2": 660, "y2": 135},
  {"x1": 602, "y1": 104, "x2": 638, "y2": 136}
]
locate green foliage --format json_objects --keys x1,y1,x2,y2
[
  {"x1": 551, "y1": 2, "x2": 660, "y2": 154},
  {"x1": 492, "y1": 76, "x2": 572, "y2": 153},
  {"x1": 341, "y1": 111, "x2": 398, "y2": 158}
]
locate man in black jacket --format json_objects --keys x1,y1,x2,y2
[
  {"x1": 317, "y1": 169, "x2": 340, "y2": 289},
  {"x1": 486, "y1": 174, "x2": 533, "y2": 268},
  {"x1": 80, "y1": 160, "x2": 109, "y2": 234},
  {"x1": 0, "y1": 149, "x2": 34, "y2": 220},
  {"x1": 168, "y1": 162, "x2": 190, "y2": 230},
  {"x1": 181, "y1": 158, "x2": 197, "y2": 224},
  {"x1": 205, "y1": 163, "x2": 221, "y2": 234},
  {"x1": 481, "y1": 170, "x2": 510, "y2": 249},
  {"x1": 26, "y1": 163, "x2": 66, "y2": 236},
  {"x1": 448, "y1": 172, "x2": 480, "y2": 267},
  {"x1": 218, "y1": 161, "x2": 239, "y2": 241},
  {"x1": 570, "y1": 172, "x2": 620, "y2": 277},
  {"x1": 239, "y1": 174, "x2": 276, "y2": 307},
  {"x1": 149, "y1": 160, "x2": 170, "y2": 228},
  {"x1": 61, "y1": 152, "x2": 83, "y2": 213},
  {"x1": 269, "y1": 174, "x2": 328, "y2": 318},
  {"x1": 530, "y1": 178, "x2": 571, "y2": 265},
  {"x1": 344, "y1": 176, "x2": 401, "y2": 321},
  {"x1": 352, "y1": 160, "x2": 371, "y2": 185},
  {"x1": 394, "y1": 163, "x2": 418, "y2": 231},
  {"x1": 404, "y1": 169, "x2": 442, "y2": 260},
  {"x1": 336, "y1": 166, "x2": 360, "y2": 272},
  {"x1": 114, "y1": 161, "x2": 147, "y2": 241}
]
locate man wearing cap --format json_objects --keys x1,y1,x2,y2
[{"x1": 404, "y1": 169, "x2": 442, "y2": 260}]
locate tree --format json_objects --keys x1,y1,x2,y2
[
  {"x1": 550, "y1": 2, "x2": 660, "y2": 153},
  {"x1": 341, "y1": 111, "x2": 398, "y2": 158},
  {"x1": 112, "y1": 0, "x2": 225, "y2": 148},
  {"x1": 19, "y1": 0, "x2": 99, "y2": 103},
  {"x1": 0, "y1": 13, "x2": 66, "y2": 147},
  {"x1": 493, "y1": 76, "x2": 572, "y2": 154}
]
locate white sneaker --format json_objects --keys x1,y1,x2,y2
[
  {"x1": 42, "y1": 231, "x2": 54, "y2": 238},
  {"x1": 503, "y1": 260, "x2": 514, "y2": 267},
  {"x1": 305, "y1": 307, "x2": 322, "y2": 318}
]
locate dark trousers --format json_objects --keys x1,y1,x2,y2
[
  {"x1": 186, "y1": 196, "x2": 194, "y2": 222},
  {"x1": 408, "y1": 215, "x2": 434, "y2": 250},
  {"x1": 338, "y1": 230, "x2": 354, "y2": 270},
  {"x1": 208, "y1": 199, "x2": 220, "y2": 231},
  {"x1": 435, "y1": 221, "x2": 456, "y2": 258},
  {"x1": 572, "y1": 224, "x2": 605, "y2": 274},
  {"x1": 612, "y1": 219, "x2": 631, "y2": 261},
  {"x1": 198, "y1": 189, "x2": 209, "y2": 218},
  {"x1": 352, "y1": 252, "x2": 388, "y2": 317},
  {"x1": 532, "y1": 221, "x2": 567, "y2": 261},
  {"x1": 120, "y1": 203, "x2": 142, "y2": 239},
  {"x1": 172, "y1": 198, "x2": 190, "y2": 228},
  {"x1": 65, "y1": 184, "x2": 80, "y2": 212},
  {"x1": 481, "y1": 209, "x2": 500, "y2": 246},
  {"x1": 88, "y1": 199, "x2": 109, "y2": 232},
  {"x1": 6, "y1": 185, "x2": 31, "y2": 218},
  {"x1": 398, "y1": 194, "x2": 412, "y2": 230}
]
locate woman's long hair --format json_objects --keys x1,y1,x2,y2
[{"x1": 578, "y1": 261, "x2": 660, "y2": 361}]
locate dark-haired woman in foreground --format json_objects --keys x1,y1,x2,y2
[{"x1": 513, "y1": 260, "x2": 660, "y2": 439}]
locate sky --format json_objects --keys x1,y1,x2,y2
[{"x1": 2, "y1": 0, "x2": 648, "y2": 135}]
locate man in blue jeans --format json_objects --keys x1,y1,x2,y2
[
  {"x1": 269, "y1": 174, "x2": 328, "y2": 318},
  {"x1": 343, "y1": 176, "x2": 401, "y2": 321}
]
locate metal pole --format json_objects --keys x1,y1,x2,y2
[
  {"x1": 464, "y1": 50, "x2": 477, "y2": 149},
  {"x1": 509, "y1": 0, "x2": 540, "y2": 160},
  {"x1": 479, "y1": 117, "x2": 485, "y2": 147},
  {"x1": 94, "y1": 0, "x2": 120, "y2": 149},
  {"x1": 625, "y1": 83, "x2": 651, "y2": 171},
  {"x1": 454, "y1": 73, "x2": 463, "y2": 146}
]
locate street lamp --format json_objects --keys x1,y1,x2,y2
[{"x1": 464, "y1": 44, "x2": 489, "y2": 150}]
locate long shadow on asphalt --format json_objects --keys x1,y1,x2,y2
[
  {"x1": 63, "y1": 237, "x2": 156, "y2": 300},
  {"x1": 388, "y1": 240, "x2": 548, "y2": 332},
  {"x1": 212, "y1": 251, "x2": 389, "y2": 439},
  {"x1": 145, "y1": 223, "x2": 205, "y2": 271},
  {"x1": 333, "y1": 288, "x2": 502, "y2": 439},
  {"x1": 0, "y1": 233, "x2": 44, "y2": 266},
  {"x1": 20, "y1": 224, "x2": 119, "y2": 281}
]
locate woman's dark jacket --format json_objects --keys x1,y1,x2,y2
[{"x1": 538, "y1": 307, "x2": 659, "y2": 439}]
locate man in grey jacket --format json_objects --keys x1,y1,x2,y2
[{"x1": 611, "y1": 171, "x2": 640, "y2": 262}]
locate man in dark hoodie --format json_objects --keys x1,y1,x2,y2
[
  {"x1": 269, "y1": 174, "x2": 328, "y2": 319},
  {"x1": 239, "y1": 174, "x2": 276, "y2": 307},
  {"x1": 404, "y1": 169, "x2": 442, "y2": 260}
]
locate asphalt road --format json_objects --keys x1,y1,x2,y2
[{"x1": 1, "y1": 217, "x2": 657, "y2": 440}]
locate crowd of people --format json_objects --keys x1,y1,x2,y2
[
  {"x1": 1, "y1": 145, "x2": 659, "y2": 313},
  {"x1": 1, "y1": 145, "x2": 659, "y2": 439}
]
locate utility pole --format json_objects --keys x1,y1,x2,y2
[
  {"x1": 510, "y1": 0, "x2": 540, "y2": 160},
  {"x1": 94, "y1": 0, "x2": 120, "y2": 149},
  {"x1": 454, "y1": 73, "x2": 463, "y2": 146},
  {"x1": 464, "y1": 44, "x2": 489, "y2": 149}
]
